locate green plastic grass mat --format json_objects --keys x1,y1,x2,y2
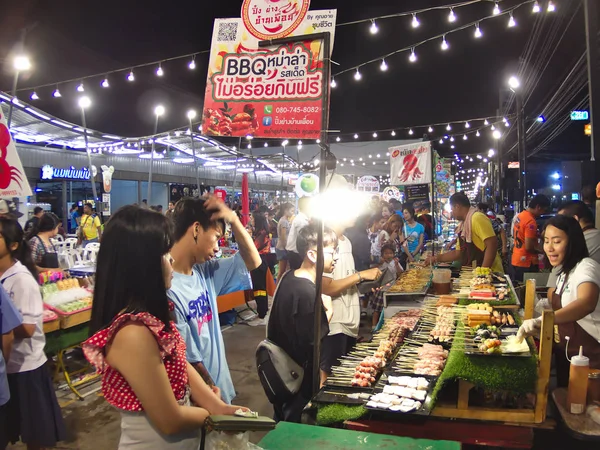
[
  {"x1": 316, "y1": 404, "x2": 367, "y2": 426},
  {"x1": 431, "y1": 322, "x2": 538, "y2": 402}
]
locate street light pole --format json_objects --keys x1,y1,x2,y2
[
  {"x1": 148, "y1": 105, "x2": 165, "y2": 203},
  {"x1": 78, "y1": 97, "x2": 98, "y2": 208},
  {"x1": 8, "y1": 54, "x2": 31, "y2": 129},
  {"x1": 508, "y1": 75, "x2": 526, "y2": 211},
  {"x1": 187, "y1": 110, "x2": 201, "y2": 195}
]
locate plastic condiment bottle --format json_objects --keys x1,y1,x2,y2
[{"x1": 567, "y1": 346, "x2": 589, "y2": 414}]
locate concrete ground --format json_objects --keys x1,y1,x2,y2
[{"x1": 9, "y1": 321, "x2": 272, "y2": 449}]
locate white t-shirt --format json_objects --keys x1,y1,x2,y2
[
  {"x1": 585, "y1": 229, "x2": 600, "y2": 264},
  {"x1": 285, "y1": 212, "x2": 309, "y2": 253},
  {"x1": 276, "y1": 216, "x2": 291, "y2": 250},
  {"x1": 1, "y1": 261, "x2": 47, "y2": 373},
  {"x1": 323, "y1": 236, "x2": 360, "y2": 338},
  {"x1": 556, "y1": 258, "x2": 600, "y2": 342}
]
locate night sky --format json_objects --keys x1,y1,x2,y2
[{"x1": 0, "y1": 0, "x2": 591, "y2": 179}]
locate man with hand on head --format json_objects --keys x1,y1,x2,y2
[{"x1": 168, "y1": 196, "x2": 261, "y2": 403}]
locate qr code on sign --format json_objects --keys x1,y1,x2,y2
[{"x1": 217, "y1": 22, "x2": 238, "y2": 42}]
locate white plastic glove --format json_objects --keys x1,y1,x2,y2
[{"x1": 516, "y1": 317, "x2": 542, "y2": 343}]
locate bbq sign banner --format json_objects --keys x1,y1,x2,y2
[
  {"x1": 0, "y1": 112, "x2": 32, "y2": 198},
  {"x1": 202, "y1": 9, "x2": 337, "y2": 140},
  {"x1": 389, "y1": 141, "x2": 432, "y2": 186}
]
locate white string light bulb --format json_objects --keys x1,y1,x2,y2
[
  {"x1": 465, "y1": 122, "x2": 471, "y2": 129},
  {"x1": 508, "y1": 13, "x2": 516, "y2": 28},
  {"x1": 409, "y1": 48, "x2": 417, "y2": 63},
  {"x1": 373, "y1": 132, "x2": 378, "y2": 138},
  {"x1": 330, "y1": 78, "x2": 337, "y2": 88},
  {"x1": 53, "y1": 87, "x2": 62, "y2": 98},
  {"x1": 484, "y1": 119, "x2": 489, "y2": 125},
  {"x1": 493, "y1": 2, "x2": 500, "y2": 15},
  {"x1": 448, "y1": 8, "x2": 456, "y2": 23},
  {"x1": 446, "y1": 123, "x2": 452, "y2": 131},
  {"x1": 354, "y1": 68, "x2": 362, "y2": 81},
  {"x1": 391, "y1": 130, "x2": 396, "y2": 136},
  {"x1": 532, "y1": 1, "x2": 541, "y2": 13},
  {"x1": 189, "y1": 57, "x2": 196, "y2": 70},
  {"x1": 547, "y1": 1, "x2": 555, "y2": 12},
  {"x1": 491, "y1": 124, "x2": 496, "y2": 130},
  {"x1": 441, "y1": 35, "x2": 449, "y2": 51},
  {"x1": 408, "y1": 129, "x2": 414, "y2": 135},
  {"x1": 411, "y1": 14, "x2": 420, "y2": 28},
  {"x1": 439, "y1": 139, "x2": 444, "y2": 144},
  {"x1": 505, "y1": 121, "x2": 510, "y2": 127},
  {"x1": 156, "y1": 64, "x2": 164, "y2": 77},
  {"x1": 463, "y1": 134, "x2": 468, "y2": 140},
  {"x1": 450, "y1": 136, "x2": 455, "y2": 142},
  {"x1": 30, "y1": 91, "x2": 39, "y2": 100},
  {"x1": 380, "y1": 59, "x2": 388, "y2": 71},
  {"x1": 476, "y1": 130, "x2": 481, "y2": 137},
  {"x1": 474, "y1": 23, "x2": 482, "y2": 38},
  {"x1": 336, "y1": 136, "x2": 341, "y2": 142},
  {"x1": 101, "y1": 77, "x2": 110, "y2": 88},
  {"x1": 77, "y1": 82, "x2": 85, "y2": 92},
  {"x1": 127, "y1": 70, "x2": 135, "y2": 82},
  {"x1": 370, "y1": 20, "x2": 379, "y2": 34},
  {"x1": 354, "y1": 133, "x2": 359, "y2": 139},
  {"x1": 428, "y1": 126, "x2": 433, "y2": 132}
]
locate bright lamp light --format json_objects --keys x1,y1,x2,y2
[
  {"x1": 492, "y1": 130, "x2": 502, "y2": 139},
  {"x1": 154, "y1": 105, "x2": 165, "y2": 117},
  {"x1": 13, "y1": 56, "x2": 31, "y2": 71},
  {"x1": 78, "y1": 96, "x2": 92, "y2": 109},
  {"x1": 508, "y1": 76, "x2": 520, "y2": 90},
  {"x1": 187, "y1": 110, "x2": 197, "y2": 120}
]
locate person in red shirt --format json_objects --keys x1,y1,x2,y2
[{"x1": 511, "y1": 195, "x2": 550, "y2": 282}]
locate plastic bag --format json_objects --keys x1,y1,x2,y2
[{"x1": 203, "y1": 431, "x2": 264, "y2": 450}]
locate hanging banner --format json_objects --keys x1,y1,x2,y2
[
  {"x1": 435, "y1": 157, "x2": 453, "y2": 198},
  {"x1": 356, "y1": 175, "x2": 380, "y2": 192},
  {"x1": 202, "y1": 7, "x2": 337, "y2": 140},
  {"x1": 0, "y1": 111, "x2": 32, "y2": 198},
  {"x1": 389, "y1": 141, "x2": 432, "y2": 186}
]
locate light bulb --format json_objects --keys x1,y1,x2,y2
[
  {"x1": 439, "y1": 139, "x2": 444, "y2": 144},
  {"x1": 476, "y1": 130, "x2": 481, "y2": 137},
  {"x1": 391, "y1": 130, "x2": 396, "y2": 136},
  {"x1": 53, "y1": 88, "x2": 61, "y2": 98},
  {"x1": 441, "y1": 36, "x2": 449, "y2": 51},
  {"x1": 156, "y1": 64, "x2": 164, "y2": 77},
  {"x1": 30, "y1": 91, "x2": 39, "y2": 100},
  {"x1": 547, "y1": 1, "x2": 555, "y2": 12},
  {"x1": 354, "y1": 68, "x2": 362, "y2": 81},
  {"x1": 463, "y1": 134, "x2": 468, "y2": 140},
  {"x1": 101, "y1": 78, "x2": 110, "y2": 88},
  {"x1": 127, "y1": 70, "x2": 135, "y2": 82},
  {"x1": 428, "y1": 126, "x2": 433, "y2": 132},
  {"x1": 446, "y1": 123, "x2": 452, "y2": 131},
  {"x1": 474, "y1": 24, "x2": 482, "y2": 38},
  {"x1": 465, "y1": 122, "x2": 471, "y2": 129},
  {"x1": 508, "y1": 13, "x2": 516, "y2": 28},
  {"x1": 493, "y1": 2, "x2": 500, "y2": 15},
  {"x1": 264, "y1": 142, "x2": 268, "y2": 147},
  {"x1": 336, "y1": 136, "x2": 341, "y2": 142},
  {"x1": 188, "y1": 59, "x2": 196, "y2": 70},
  {"x1": 373, "y1": 132, "x2": 378, "y2": 138},
  {"x1": 491, "y1": 124, "x2": 496, "y2": 130},
  {"x1": 370, "y1": 20, "x2": 379, "y2": 34},
  {"x1": 505, "y1": 121, "x2": 510, "y2": 127},
  {"x1": 488, "y1": 149, "x2": 495, "y2": 157},
  {"x1": 354, "y1": 134, "x2": 359, "y2": 139},
  {"x1": 77, "y1": 83, "x2": 85, "y2": 92},
  {"x1": 409, "y1": 49, "x2": 417, "y2": 63},
  {"x1": 448, "y1": 8, "x2": 456, "y2": 22},
  {"x1": 380, "y1": 59, "x2": 388, "y2": 71},
  {"x1": 450, "y1": 136, "x2": 455, "y2": 142},
  {"x1": 408, "y1": 129, "x2": 414, "y2": 135},
  {"x1": 411, "y1": 14, "x2": 420, "y2": 28},
  {"x1": 532, "y1": 1, "x2": 541, "y2": 13},
  {"x1": 330, "y1": 78, "x2": 337, "y2": 88},
  {"x1": 484, "y1": 119, "x2": 489, "y2": 125},
  {"x1": 493, "y1": 130, "x2": 502, "y2": 139}
]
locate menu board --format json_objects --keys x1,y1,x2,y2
[{"x1": 405, "y1": 184, "x2": 430, "y2": 202}]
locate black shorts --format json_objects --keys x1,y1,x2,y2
[{"x1": 320, "y1": 333, "x2": 357, "y2": 374}]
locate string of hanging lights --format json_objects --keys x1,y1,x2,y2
[{"x1": 17, "y1": 1, "x2": 556, "y2": 101}]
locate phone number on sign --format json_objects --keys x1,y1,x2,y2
[{"x1": 275, "y1": 106, "x2": 321, "y2": 114}]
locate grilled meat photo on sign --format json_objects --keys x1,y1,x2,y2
[{"x1": 202, "y1": 103, "x2": 258, "y2": 137}]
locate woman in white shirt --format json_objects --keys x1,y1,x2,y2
[
  {"x1": 0, "y1": 218, "x2": 66, "y2": 448},
  {"x1": 518, "y1": 215, "x2": 600, "y2": 387}
]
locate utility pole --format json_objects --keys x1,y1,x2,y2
[
  {"x1": 584, "y1": 0, "x2": 599, "y2": 166},
  {"x1": 516, "y1": 91, "x2": 526, "y2": 210}
]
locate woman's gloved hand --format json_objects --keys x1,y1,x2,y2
[{"x1": 516, "y1": 317, "x2": 542, "y2": 343}]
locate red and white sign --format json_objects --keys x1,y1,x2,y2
[
  {"x1": 241, "y1": 0, "x2": 311, "y2": 41},
  {"x1": 0, "y1": 112, "x2": 32, "y2": 198},
  {"x1": 202, "y1": 9, "x2": 336, "y2": 140},
  {"x1": 389, "y1": 141, "x2": 432, "y2": 186},
  {"x1": 508, "y1": 161, "x2": 520, "y2": 169},
  {"x1": 214, "y1": 189, "x2": 227, "y2": 202}
]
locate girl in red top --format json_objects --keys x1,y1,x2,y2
[{"x1": 83, "y1": 206, "x2": 246, "y2": 449}]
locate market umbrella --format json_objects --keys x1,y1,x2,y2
[{"x1": 241, "y1": 173, "x2": 250, "y2": 227}]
